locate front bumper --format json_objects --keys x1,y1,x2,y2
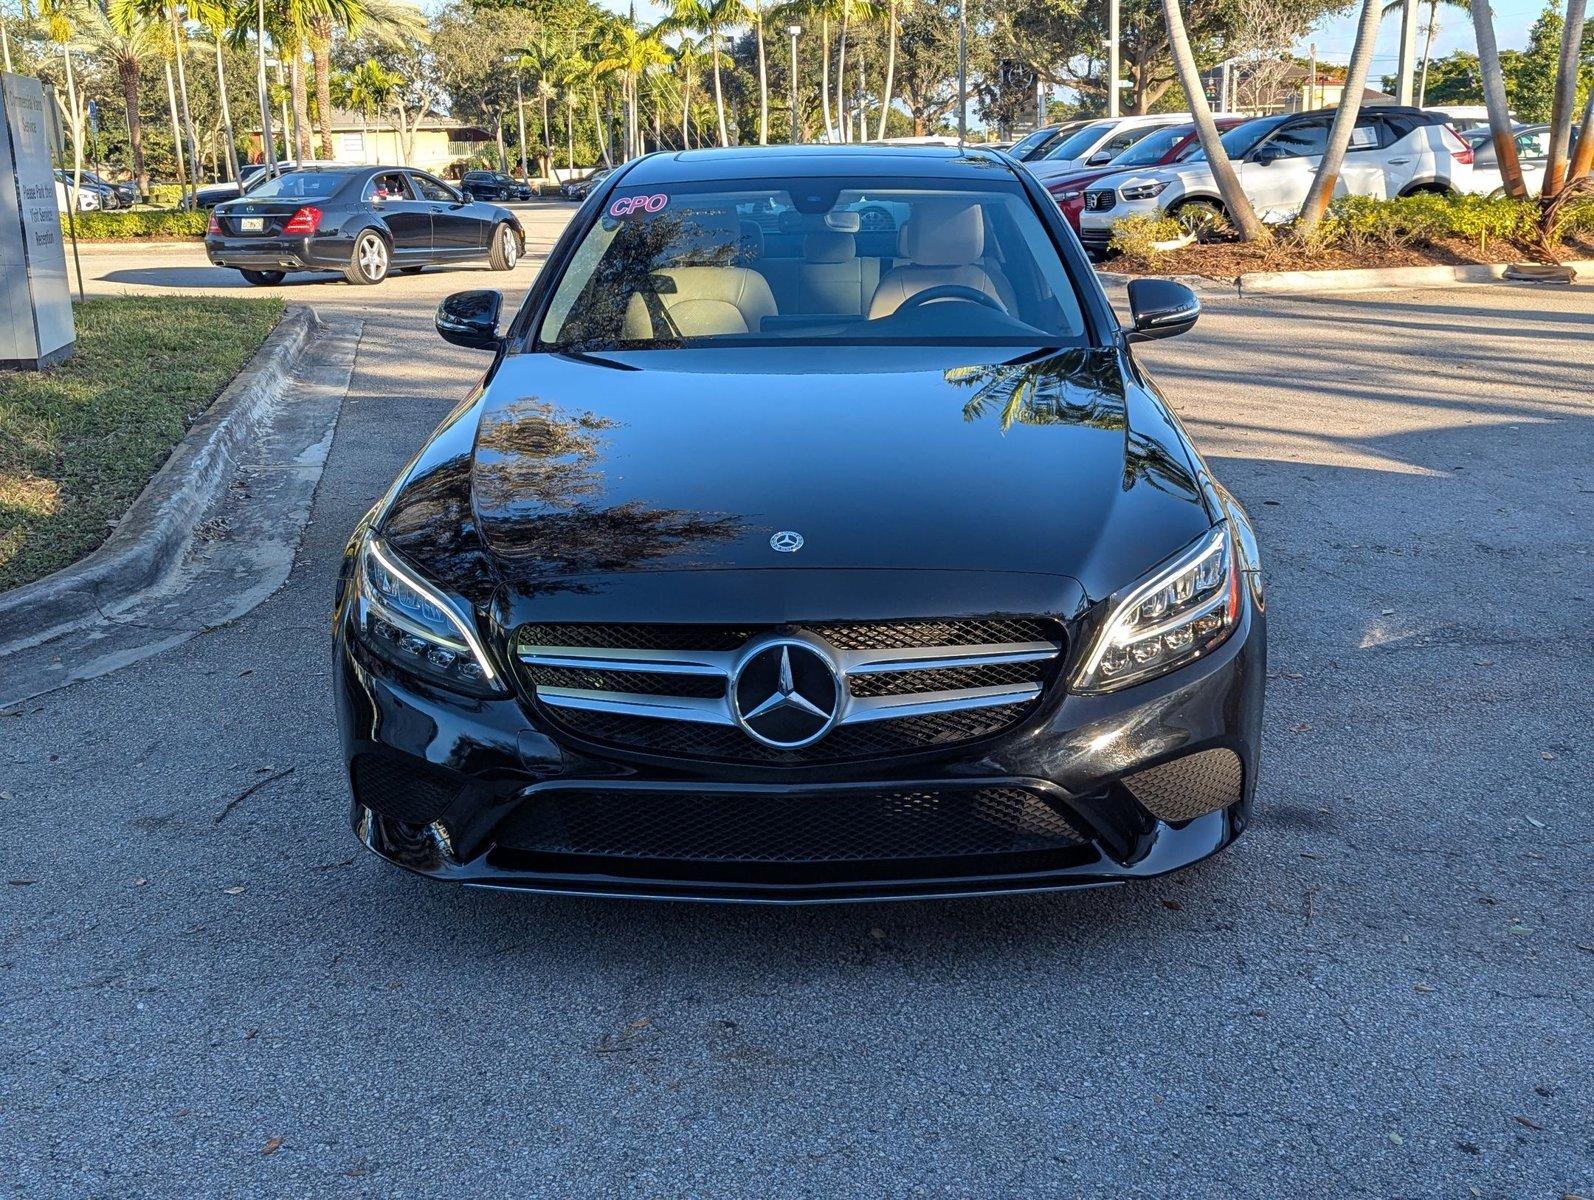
[
  {"x1": 334, "y1": 596, "x2": 1265, "y2": 903},
  {"x1": 205, "y1": 232, "x2": 353, "y2": 272}
]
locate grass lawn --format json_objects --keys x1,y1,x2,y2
[{"x1": 0, "y1": 296, "x2": 284, "y2": 592}]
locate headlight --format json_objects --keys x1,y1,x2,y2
[
  {"x1": 352, "y1": 532, "x2": 505, "y2": 697},
  {"x1": 1072, "y1": 525, "x2": 1241, "y2": 693},
  {"x1": 1119, "y1": 180, "x2": 1167, "y2": 201},
  {"x1": 1054, "y1": 189, "x2": 1082, "y2": 201}
]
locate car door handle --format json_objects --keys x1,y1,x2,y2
[{"x1": 1388, "y1": 157, "x2": 1412, "y2": 165}]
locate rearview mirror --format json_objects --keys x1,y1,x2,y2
[
  {"x1": 436, "y1": 289, "x2": 503, "y2": 351},
  {"x1": 1125, "y1": 278, "x2": 1200, "y2": 343}
]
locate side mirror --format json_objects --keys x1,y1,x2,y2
[
  {"x1": 1087, "y1": 150, "x2": 1113, "y2": 165},
  {"x1": 1125, "y1": 278, "x2": 1200, "y2": 343},
  {"x1": 1252, "y1": 144, "x2": 1283, "y2": 165},
  {"x1": 436, "y1": 289, "x2": 503, "y2": 351}
]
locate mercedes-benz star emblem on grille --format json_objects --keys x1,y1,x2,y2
[
  {"x1": 731, "y1": 639, "x2": 841, "y2": 748},
  {"x1": 770, "y1": 531, "x2": 804, "y2": 553}
]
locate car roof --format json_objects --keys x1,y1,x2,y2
[{"x1": 615, "y1": 144, "x2": 1021, "y2": 186}]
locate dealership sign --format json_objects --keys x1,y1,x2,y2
[{"x1": 1, "y1": 72, "x2": 75, "y2": 369}]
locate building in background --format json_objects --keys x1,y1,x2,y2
[{"x1": 245, "y1": 111, "x2": 493, "y2": 177}]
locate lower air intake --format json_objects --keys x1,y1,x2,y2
[
  {"x1": 349, "y1": 753, "x2": 459, "y2": 825},
  {"x1": 1122, "y1": 748, "x2": 1244, "y2": 823},
  {"x1": 494, "y1": 785, "x2": 1086, "y2": 865}
]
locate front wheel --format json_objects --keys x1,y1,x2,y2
[
  {"x1": 488, "y1": 223, "x2": 520, "y2": 271},
  {"x1": 239, "y1": 269, "x2": 286, "y2": 286},
  {"x1": 345, "y1": 231, "x2": 390, "y2": 285}
]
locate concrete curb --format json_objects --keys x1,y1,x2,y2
[
  {"x1": 1097, "y1": 259, "x2": 1592, "y2": 298},
  {"x1": 0, "y1": 306, "x2": 323, "y2": 653}
]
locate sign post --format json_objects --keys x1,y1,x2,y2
[{"x1": 1, "y1": 71, "x2": 77, "y2": 370}]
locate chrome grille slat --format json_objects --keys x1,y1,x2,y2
[{"x1": 514, "y1": 620, "x2": 1065, "y2": 762}]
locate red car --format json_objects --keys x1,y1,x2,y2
[{"x1": 1043, "y1": 118, "x2": 1247, "y2": 232}]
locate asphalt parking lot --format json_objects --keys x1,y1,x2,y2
[{"x1": 2, "y1": 203, "x2": 1590, "y2": 1198}]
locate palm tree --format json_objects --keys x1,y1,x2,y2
[
  {"x1": 79, "y1": 0, "x2": 164, "y2": 195},
  {"x1": 672, "y1": 34, "x2": 704, "y2": 148},
  {"x1": 334, "y1": 57, "x2": 398, "y2": 163},
  {"x1": 35, "y1": 0, "x2": 88, "y2": 203},
  {"x1": 1298, "y1": 0, "x2": 1383, "y2": 234},
  {"x1": 1540, "y1": 0, "x2": 1586, "y2": 198},
  {"x1": 875, "y1": 0, "x2": 901, "y2": 140},
  {"x1": 1470, "y1": 0, "x2": 1527, "y2": 196},
  {"x1": 1160, "y1": 0, "x2": 1265, "y2": 241},
  {"x1": 1380, "y1": 0, "x2": 1469, "y2": 107},
  {"x1": 594, "y1": 18, "x2": 669, "y2": 160},
  {"x1": 663, "y1": 0, "x2": 745, "y2": 146},
  {"x1": 751, "y1": 0, "x2": 769, "y2": 144},
  {"x1": 306, "y1": 0, "x2": 421, "y2": 161},
  {"x1": 192, "y1": 0, "x2": 239, "y2": 179}
]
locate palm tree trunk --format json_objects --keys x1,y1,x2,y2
[
  {"x1": 712, "y1": 31, "x2": 729, "y2": 146},
  {"x1": 311, "y1": 18, "x2": 334, "y2": 160},
  {"x1": 820, "y1": 17, "x2": 834, "y2": 141},
  {"x1": 542, "y1": 91, "x2": 552, "y2": 178},
  {"x1": 1161, "y1": 0, "x2": 1266, "y2": 241},
  {"x1": 1567, "y1": 91, "x2": 1594, "y2": 184},
  {"x1": 1299, "y1": 0, "x2": 1382, "y2": 233},
  {"x1": 566, "y1": 92, "x2": 574, "y2": 171},
  {"x1": 1471, "y1": 0, "x2": 1527, "y2": 197},
  {"x1": 836, "y1": 6, "x2": 849, "y2": 142},
  {"x1": 214, "y1": 38, "x2": 240, "y2": 181},
  {"x1": 169, "y1": 4, "x2": 202, "y2": 186},
  {"x1": 594, "y1": 87, "x2": 611, "y2": 165},
  {"x1": 289, "y1": 52, "x2": 312, "y2": 160},
  {"x1": 756, "y1": 7, "x2": 768, "y2": 145},
  {"x1": 876, "y1": 0, "x2": 897, "y2": 141},
  {"x1": 120, "y1": 59, "x2": 148, "y2": 197},
  {"x1": 1540, "y1": 0, "x2": 1587, "y2": 198},
  {"x1": 1416, "y1": 0, "x2": 1437, "y2": 107},
  {"x1": 392, "y1": 102, "x2": 407, "y2": 164},
  {"x1": 164, "y1": 61, "x2": 189, "y2": 197},
  {"x1": 681, "y1": 62, "x2": 691, "y2": 148}
]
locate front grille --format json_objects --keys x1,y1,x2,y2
[
  {"x1": 514, "y1": 619, "x2": 1065, "y2": 765},
  {"x1": 1083, "y1": 190, "x2": 1115, "y2": 212},
  {"x1": 494, "y1": 785, "x2": 1085, "y2": 865}
]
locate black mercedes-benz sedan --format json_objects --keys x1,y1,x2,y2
[
  {"x1": 461, "y1": 170, "x2": 535, "y2": 202},
  {"x1": 205, "y1": 166, "x2": 525, "y2": 286},
  {"x1": 333, "y1": 145, "x2": 1265, "y2": 902}
]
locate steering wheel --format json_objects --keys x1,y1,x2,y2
[{"x1": 896, "y1": 284, "x2": 1005, "y2": 313}]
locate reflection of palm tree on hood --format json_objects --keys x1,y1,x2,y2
[
  {"x1": 470, "y1": 400, "x2": 745, "y2": 589},
  {"x1": 946, "y1": 349, "x2": 1127, "y2": 434}
]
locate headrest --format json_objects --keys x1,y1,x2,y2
[
  {"x1": 804, "y1": 230, "x2": 856, "y2": 264},
  {"x1": 737, "y1": 219, "x2": 764, "y2": 263},
  {"x1": 903, "y1": 200, "x2": 984, "y2": 266},
  {"x1": 666, "y1": 208, "x2": 740, "y2": 266},
  {"x1": 825, "y1": 210, "x2": 861, "y2": 233}
]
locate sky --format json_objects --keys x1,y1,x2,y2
[{"x1": 595, "y1": 0, "x2": 1551, "y2": 68}]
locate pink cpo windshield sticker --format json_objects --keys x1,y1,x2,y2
[{"x1": 608, "y1": 193, "x2": 669, "y2": 218}]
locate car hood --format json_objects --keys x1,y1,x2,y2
[{"x1": 461, "y1": 344, "x2": 1211, "y2": 604}]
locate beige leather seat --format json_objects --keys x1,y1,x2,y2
[
  {"x1": 618, "y1": 209, "x2": 778, "y2": 339},
  {"x1": 868, "y1": 200, "x2": 1016, "y2": 319},
  {"x1": 795, "y1": 231, "x2": 881, "y2": 317}
]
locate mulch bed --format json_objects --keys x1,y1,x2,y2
[{"x1": 1108, "y1": 233, "x2": 1594, "y2": 278}]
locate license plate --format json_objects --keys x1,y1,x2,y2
[{"x1": 239, "y1": 216, "x2": 264, "y2": 232}]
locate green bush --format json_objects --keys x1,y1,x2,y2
[
  {"x1": 146, "y1": 184, "x2": 185, "y2": 208},
  {"x1": 63, "y1": 209, "x2": 208, "y2": 240},
  {"x1": 1317, "y1": 193, "x2": 1539, "y2": 253},
  {"x1": 1108, "y1": 213, "x2": 1186, "y2": 265}
]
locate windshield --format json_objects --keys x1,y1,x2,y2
[
  {"x1": 1188, "y1": 117, "x2": 1286, "y2": 161},
  {"x1": 1111, "y1": 124, "x2": 1193, "y2": 167},
  {"x1": 536, "y1": 176, "x2": 1087, "y2": 351},
  {"x1": 1042, "y1": 121, "x2": 1115, "y2": 161},
  {"x1": 1009, "y1": 127, "x2": 1057, "y2": 158}
]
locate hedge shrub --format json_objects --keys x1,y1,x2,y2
[
  {"x1": 62, "y1": 209, "x2": 208, "y2": 240},
  {"x1": 1107, "y1": 213, "x2": 1186, "y2": 266},
  {"x1": 147, "y1": 184, "x2": 186, "y2": 208}
]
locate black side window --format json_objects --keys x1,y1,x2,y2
[
  {"x1": 367, "y1": 172, "x2": 412, "y2": 201},
  {"x1": 411, "y1": 173, "x2": 456, "y2": 202},
  {"x1": 1264, "y1": 118, "x2": 1331, "y2": 159}
]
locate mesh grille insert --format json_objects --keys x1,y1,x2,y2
[
  {"x1": 495, "y1": 785, "x2": 1085, "y2": 864},
  {"x1": 849, "y1": 660, "x2": 1042, "y2": 698},
  {"x1": 1122, "y1": 749, "x2": 1244, "y2": 823},
  {"x1": 349, "y1": 754, "x2": 459, "y2": 825},
  {"x1": 523, "y1": 664, "x2": 725, "y2": 699}
]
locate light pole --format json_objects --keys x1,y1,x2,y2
[
  {"x1": 956, "y1": 0, "x2": 967, "y2": 145},
  {"x1": 787, "y1": 24, "x2": 801, "y2": 144},
  {"x1": 1107, "y1": 0, "x2": 1120, "y2": 119}
]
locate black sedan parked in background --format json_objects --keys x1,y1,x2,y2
[
  {"x1": 333, "y1": 144, "x2": 1266, "y2": 902},
  {"x1": 559, "y1": 165, "x2": 613, "y2": 199},
  {"x1": 205, "y1": 166, "x2": 524, "y2": 285},
  {"x1": 460, "y1": 170, "x2": 534, "y2": 201}
]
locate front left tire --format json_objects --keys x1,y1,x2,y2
[
  {"x1": 488, "y1": 223, "x2": 520, "y2": 271},
  {"x1": 346, "y1": 231, "x2": 390, "y2": 285}
]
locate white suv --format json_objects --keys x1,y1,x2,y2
[{"x1": 1077, "y1": 106, "x2": 1474, "y2": 252}]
